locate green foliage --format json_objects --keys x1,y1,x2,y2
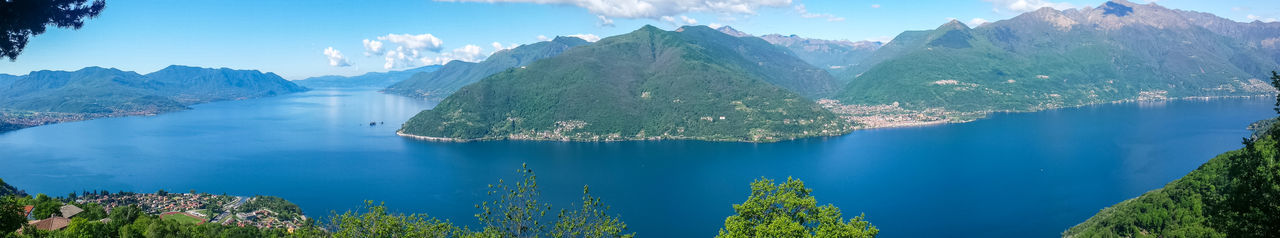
[
  {"x1": 0, "y1": 0, "x2": 105, "y2": 61},
  {"x1": 0, "y1": 179, "x2": 23, "y2": 197},
  {"x1": 239, "y1": 196, "x2": 305, "y2": 221},
  {"x1": 0, "y1": 196, "x2": 26, "y2": 235},
  {"x1": 75, "y1": 203, "x2": 107, "y2": 221},
  {"x1": 401, "y1": 25, "x2": 850, "y2": 142},
  {"x1": 717, "y1": 177, "x2": 878, "y2": 238},
  {"x1": 30, "y1": 194, "x2": 60, "y2": 220},
  {"x1": 474, "y1": 164, "x2": 553, "y2": 237},
  {"x1": 330, "y1": 201, "x2": 458, "y2": 238},
  {"x1": 551, "y1": 186, "x2": 634, "y2": 238}
]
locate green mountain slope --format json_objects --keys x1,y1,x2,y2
[
  {"x1": 399, "y1": 25, "x2": 850, "y2": 142},
  {"x1": 383, "y1": 36, "x2": 590, "y2": 99},
  {"x1": 837, "y1": 1, "x2": 1279, "y2": 113},
  {"x1": 295, "y1": 65, "x2": 440, "y2": 88}
]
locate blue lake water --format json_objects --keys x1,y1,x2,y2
[{"x1": 0, "y1": 88, "x2": 1273, "y2": 237}]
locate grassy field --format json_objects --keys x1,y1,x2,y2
[{"x1": 161, "y1": 212, "x2": 206, "y2": 225}]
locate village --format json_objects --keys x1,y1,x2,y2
[{"x1": 17, "y1": 191, "x2": 308, "y2": 233}]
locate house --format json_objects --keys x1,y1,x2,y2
[
  {"x1": 22, "y1": 205, "x2": 33, "y2": 220},
  {"x1": 59, "y1": 204, "x2": 83, "y2": 218},
  {"x1": 23, "y1": 217, "x2": 71, "y2": 232}
]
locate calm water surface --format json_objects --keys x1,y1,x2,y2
[{"x1": 0, "y1": 88, "x2": 1273, "y2": 237}]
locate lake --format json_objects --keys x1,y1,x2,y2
[{"x1": 0, "y1": 88, "x2": 1273, "y2": 237}]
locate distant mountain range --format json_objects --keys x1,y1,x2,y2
[
  {"x1": 717, "y1": 26, "x2": 882, "y2": 86},
  {"x1": 837, "y1": 0, "x2": 1280, "y2": 112},
  {"x1": 294, "y1": 65, "x2": 440, "y2": 88},
  {"x1": 0, "y1": 65, "x2": 305, "y2": 132},
  {"x1": 382, "y1": 36, "x2": 591, "y2": 99},
  {"x1": 399, "y1": 25, "x2": 849, "y2": 142}
]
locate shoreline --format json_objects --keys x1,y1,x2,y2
[{"x1": 397, "y1": 94, "x2": 1274, "y2": 143}]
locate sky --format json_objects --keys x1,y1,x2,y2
[{"x1": 2, "y1": 0, "x2": 1278, "y2": 80}]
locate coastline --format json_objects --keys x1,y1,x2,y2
[{"x1": 397, "y1": 94, "x2": 1274, "y2": 143}]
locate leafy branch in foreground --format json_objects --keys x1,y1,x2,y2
[{"x1": 717, "y1": 177, "x2": 878, "y2": 238}]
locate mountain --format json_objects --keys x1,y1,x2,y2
[
  {"x1": 143, "y1": 65, "x2": 308, "y2": 104},
  {"x1": 0, "y1": 65, "x2": 306, "y2": 130},
  {"x1": 836, "y1": 1, "x2": 1280, "y2": 113},
  {"x1": 716, "y1": 26, "x2": 882, "y2": 86},
  {"x1": 399, "y1": 25, "x2": 850, "y2": 142},
  {"x1": 294, "y1": 65, "x2": 441, "y2": 88},
  {"x1": 382, "y1": 36, "x2": 591, "y2": 99}
]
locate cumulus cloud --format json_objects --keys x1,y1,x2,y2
[
  {"x1": 362, "y1": 39, "x2": 384, "y2": 56},
  {"x1": 982, "y1": 0, "x2": 1073, "y2": 13},
  {"x1": 377, "y1": 33, "x2": 444, "y2": 52},
  {"x1": 708, "y1": 22, "x2": 724, "y2": 29},
  {"x1": 492, "y1": 42, "x2": 517, "y2": 52},
  {"x1": 660, "y1": 15, "x2": 698, "y2": 26},
  {"x1": 597, "y1": 15, "x2": 615, "y2": 27},
  {"x1": 566, "y1": 34, "x2": 601, "y2": 42},
  {"x1": 871, "y1": 4, "x2": 880, "y2": 8},
  {"x1": 795, "y1": 4, "x2": 844, "y2": 22},
  {"x1": 969, "y1": 18, "x2": 990, "y2": 26},
  {"x1": 323, "y1": 47, "x2": 351, "y2": 67},
  {"x1": 435, "y1": 0, "x2": 792, "y2": 20},
  {"x1": 537, "y1": 35, "x2": 551, "y2": 41},
  {"x1": 363, "y1": 33, "x2": 451, "y2": 69}
]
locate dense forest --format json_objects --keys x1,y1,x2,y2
[
  {"x1": 1064, "y1": 72, "x2": 1280, "y2": 237},
  {"x1": 0, "y1": 165, "x2": 877, "y2": 237},
  {"x1": 400, "y1": 25, "x2": 849, "y2": 143}
]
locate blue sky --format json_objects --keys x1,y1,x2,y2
[{"x1": 2, "y1": 0, "x2": 1277, "y2": 80}]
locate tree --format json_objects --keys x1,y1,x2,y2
[
  {"x1": 0, "y1": 196, "x2": 26, "y2": 235},
  {"x1": 31, "y1": 194, "x2": 61, "y2": 219},
  {"x1": 1215, "y1": 70, "x2": 1280, "y2": 237},
  {"x1": 330, "y1": 201, "x2": 458, "y2": 238},
  {"x1": 551, "y1": 185, "x2": 634, "y2": 238},
  {"x1": 0, "y1": 0, "x2": 106, "y2": 61},
  {"x1": 474, "y1": 163, "x2": 552, "y2": 238},
  {"x1": 717, "y1": 177, "x2": 878, "y2": 238}
]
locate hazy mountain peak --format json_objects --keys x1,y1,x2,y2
[
  {"x1": 938, "y1": 19, "x2": 971, "y2": 31},
  {"x1": 715, "y1": 26, "x2": 752, "y2": 37}
]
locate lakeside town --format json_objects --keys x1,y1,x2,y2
[{"x1": 14, "y1": 190, "x2": 308, "y2": 233}]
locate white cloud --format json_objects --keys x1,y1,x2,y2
[
  {"x1": 537, "y1": 35, "x2": 551, "y2": 41},
  {"x1": 421, "y1": 44, "x2": 488, "y2": 66},
  {"x1": 969, "y1": 18, "x2": 990, "y2": 26},
  {"x1": 1246, "y1": 14, "x2": 1278, "y2": 22},
  {"x1": 597, "y1": 15, "x2": 615, "y2": 27},
  {"x1": 377, "y1": 33, "x2": 444, "y2": 52},
  {"x1": 680, "y1": 15, "x2": 698, "y2": 25},
  {"x1": 660, "y1": 15, "x2": 698, "y2": 26},
  {"x1": 323, "y1": 47, "x2": 351, "y2": 67},
  {"x1": 795, "y1": 4, "x2": 844, "y2": 22},
  {"x1": 871, "y1": 4, "x2": 880, "y2": 8},
  {"x1": 566, "y1": 34, "x2": 601, "y2": 42},
  {"x1": 982, "y1": 0, "x2": 1073, "y2": 13},
  {"x1": 435, "y1": 0, "x2": 792, "y2": 20},
  {"x1": 708, "y1": 22, "x2": 724, "y2": 29},
  {"x1": 362, "y1": 39, "x2": 384, "y2": 56},
  {"x1": 492, "y1": 42, "x2": 517, "y2": 52}
]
